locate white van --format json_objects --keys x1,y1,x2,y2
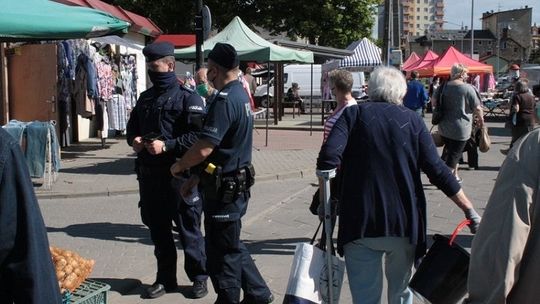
[{"x1": 254, "y1": 64, "x2": 365, "y2": 109}]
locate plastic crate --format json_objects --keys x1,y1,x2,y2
[{"x1": 62, "y1": 279, "x2": 110, "y2": 304}]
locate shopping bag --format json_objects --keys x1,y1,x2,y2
[
  {"x1": 283, "y1": 225, "x2": 345, "y2": 304},
  {"x1": 478, "y1": 126, "x2": 491, "y2": 153}
]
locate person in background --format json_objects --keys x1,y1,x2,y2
[
  {"x1": 0, "y1": 128, "x2": 62, "y2": 303},
  {"x1": 501, "y1": 78, "x2": 537, "y2": 155},
  {"x1": 317, "y1": 66, "x2": 481, "y2": 304},
  {"x1": 311, "y1": 69, "x2": 357, "y2": 223},
  {"x1": 244, "y1": 67, "x2": 257, "y2": 96},
  {"x1": 433, "y1": 63, "x2": 484, "y2": 183},
  {"x1": 403, "y1": 70, "x2": 429, "y2": 116},
  {"x1": 195, "y1": 67, "x2": 217, "y2": 108},
  {"x1": 427, "y1": 76, "x2": 440, "y2": 113},
  {"x1": 286, "y1": 82, "x2": 305, "y2": 114},
  {"x1": 170, "y1": 43, "x2": 273, "y2": 304},
  {"x1": 467, "y1": 128, "x2": 540, "y2": 303},
  {"x1": 126, "y1": 42, "x2": 208, "y2": 299}
]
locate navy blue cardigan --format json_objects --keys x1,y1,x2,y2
[{"x1": 317, "y1": 102, "x2": 461, "y2": 258}]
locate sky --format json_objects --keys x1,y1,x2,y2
[{"x1": 443, "y1": 1, "x2": 539, "y2": 30}]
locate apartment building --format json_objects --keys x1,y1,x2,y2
[{"x1": 402, "y1": 0, "x2": 444, "y2": 37}]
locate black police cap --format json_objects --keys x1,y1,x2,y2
[
  {"x1": 208, "y1": 43, "x2": 239, "y2": 70},
  {"x1": 143, "y1": 42, "x2": 174, "y2": 62}
]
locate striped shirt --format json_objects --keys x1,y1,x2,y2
[{"x1": 323, "y1": 99, "x2": 357, "y2": 143}]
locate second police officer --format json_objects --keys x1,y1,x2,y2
[
  {"x1": 126, "y1": 42, "x2": 208, "y2": 299},
  {"x1": 170, "y1": 43, "x2": 273, "y2": 303}
]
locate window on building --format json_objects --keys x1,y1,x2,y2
[
  {"x1": 417, "y1": 7, "x2": 420, "y2": 12},
  {"x1": 417, "y1": 16, "x2": 420, "y2": 20},
  {"x1": 478, "y1": 41, "x2": 482, "y2": 45},
  {"x1": 417, "y1": 0, "x2": 420, "y2": 3},
  {"x1": 488, "y1": 41, "x2": 492, "y2": 45},
  {"x1": 514, "y1": 47, "x2": 518, "y2": 53},
  {"x1": 417, "y1": 24, "x2": 420, "y2": 28},
  {"x1": 416, "y1": 32, "x2": 420, "y2": 35},
  {"x1": 424, "y1": 7, "x2": 428, "y2": 12},
  {"x1": 424, "y1": 16, "x2": 428, "y2": 20}
]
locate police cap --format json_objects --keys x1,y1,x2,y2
[
  {"x1": 143, "y1": 42, "x2": 174, "y2": 62},
  {"x1": 208, "y1": 43, "x2": 239, "y2": 70}
]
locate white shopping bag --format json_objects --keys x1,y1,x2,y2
[{"x1": 283, "y1": 242, "x2": 345, "y2": 304}]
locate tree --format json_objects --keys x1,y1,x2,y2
[
  {"x1": 105, "y1": 0, "x2": 378, "y2": 49},
  {"x1": 255, "y1": 0, "x2": 378, "y2": 48}
]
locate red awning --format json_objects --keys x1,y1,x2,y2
[
  {"x1": 402, "y1": 52, "x2": 420, "y2": 70},
  {"x1": 155, "y1": 35, "x2": 195, "y2": 48},
  {"x1": 418, "y1": 46, "x2": 493, "y2": 77},
  {"x1": 55, "y1": 0, "x2": 162, "y2": 37},
  {"x1": 403, "y1": 50, "x2": 439, "y2": 72}
]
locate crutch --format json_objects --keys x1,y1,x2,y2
[{"x1": 316, "y1": 168, "x2": 336, "y2": 304}]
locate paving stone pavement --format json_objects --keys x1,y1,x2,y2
[{"x1": 36, "y1": 115, "x2": 512, "y2": 303}]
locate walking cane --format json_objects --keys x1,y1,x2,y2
[{"x1": 316, "y1": 168, "x2": 336, "y2": 304}]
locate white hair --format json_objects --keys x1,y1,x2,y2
[{"x1": 367, "y1": 66, "x2": 407, "y2": 105}]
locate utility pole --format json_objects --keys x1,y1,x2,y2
[
  {"x1": 382, "y1": 0, "x2": 390, "y2": 65},
  {"x1": 195, "y1": 0, "x2": 203, "y2": 70},
  {"x1": 470, "y1": 0, "x2": 474, "y2": 58}
]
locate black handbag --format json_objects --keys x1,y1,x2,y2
[{"x1": 431, "y1": 83, "x2": 446, "y2": 125}]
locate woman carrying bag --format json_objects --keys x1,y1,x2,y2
[{"x1": 501, "y1": 78, "x2": 537, "y2": 155}]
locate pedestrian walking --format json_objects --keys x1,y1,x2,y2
[
  {"x1": 126, "y1": 41, "x2": 208, "y2": 299},
  {"x1": 317, "y1": 66, "x2": 481, "y2": 304},
  {"x1": 433, "y1": 63, "x2": 484, "y2": 183},
  {"x1": 403, "y1": 70, "x2": 429, "y2": 116},
  {"x1": 170, "y1": 42, "x2": 273, "y2": 304},
  {"x1": 0, "y1": 128, "x2": 62, "y2": 303}
]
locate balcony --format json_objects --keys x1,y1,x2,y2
[
  {"x1": 435, "y1": 9, "x2": 444, "y2": 16},
  {"x1": 436, "y1": 0, "x2": 444, "y2": 8}
]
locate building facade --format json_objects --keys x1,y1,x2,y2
[{"x1": 481, "y1": 7, "x2": 533, "y2": 64}]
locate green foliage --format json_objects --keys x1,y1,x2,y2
[
  {"x1": 106, "y1": 0, "x2": 378, "y2": 48},
  {"x1": 256, "y1": 0, "x2": 378, "y2": 48}
]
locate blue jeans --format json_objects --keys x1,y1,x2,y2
[{"x1": 343, "y1": 237, "x2": 415, "y2": 304}]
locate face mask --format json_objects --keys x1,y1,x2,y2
[
  {"x1": 196, "y1": 83, "x2": 209, "y2": 97},
  {"x1": 148, "y1": 70, "x2": 177, "y2": 91}
]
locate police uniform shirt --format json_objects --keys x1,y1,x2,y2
[
  {"x1": 199, "y1": 80, "x2": 253, "y2": 173},
  {"x1": 127, "y1": 84, "x2": 206, "y2": 166}
]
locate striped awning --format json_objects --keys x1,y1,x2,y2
[{"x1": 339, "y1": 38, "x2": 382, "y2": 68}]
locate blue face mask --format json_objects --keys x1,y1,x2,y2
[{"x1": 196, "y1": 83, "x2": 209, "y2": 97}]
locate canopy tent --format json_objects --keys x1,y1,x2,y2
[
  {"x1": 174, "y1": 16, "x2": 313, "y2": 63},
  {"x1": 0, "y1": 0, "x2": 130, "y2": 41},
  {"x1": 417, "y1": 46, "x2": 493, "y2": 77},
  {"x1": 402, "y1": 52, "x2": 420, "y2": 70},
  {"x1": 402, "y1": 50, "x2": 439, "y2": 72},
  {"x1": 323, "y1": 38, "x2": 382, "y2": 72}
]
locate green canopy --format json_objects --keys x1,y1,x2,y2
[
  {"x1": 0, "y1": 0, "x2": 130, "y2": 41},
  {"x1": 175, "y1": 16, "x2": 313, "y2": 63}
]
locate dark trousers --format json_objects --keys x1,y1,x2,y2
[
  {"x1": 137, "y1": 167, "x2": 207, "y2": 285},
  {"x1": 204, "y1": 192, "x2": 271, "y2": 303}
]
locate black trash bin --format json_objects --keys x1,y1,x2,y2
[{"x1": 409, "y1": 220, "x2": 471, "y2": 304}]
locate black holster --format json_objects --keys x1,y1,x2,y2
[{"x1": 199, "y1": 164, "x2": 255, "y2": 203}]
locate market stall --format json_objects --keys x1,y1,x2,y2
[
  {"x1": 402, "y1": 52, "x2": 421, "y2": 70},
  {"x1": 175, "y1": 16, "x2": 314, "y2": 145}
]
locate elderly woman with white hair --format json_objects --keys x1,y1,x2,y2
[
  {"x1": 316, "y1": 66, "x2": 481, "y2": 304},
  {"x1": 433, "y1": 63, "x2": 484, "y2": 182}
]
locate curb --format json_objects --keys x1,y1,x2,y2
[{"x1": 36, "y1": 169, "x2": 316, "y2": 200}]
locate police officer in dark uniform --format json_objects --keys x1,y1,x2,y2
[
  {"x1": 170, "y1": 43, "x2": 273, "y2": 304},
  {"x1": 126, "y1": 41, "x2": 208, "y2": 299}
]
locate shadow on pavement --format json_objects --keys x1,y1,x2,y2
[
  {"x1": 61, "y1": 143, "x2": 112, "y2": 160},
  {"x1": 91, "y1": 277, "x2": 142, "y2": 296},
  {"x1": 47, "y1": 222, "x2": 153, "y2": 246},
  {"x1": 245, "y1": 237, "x2": 312, "y2": 255},
  {"x1": 60, "y1": 158, "x2": 134, "y2": 175}
]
